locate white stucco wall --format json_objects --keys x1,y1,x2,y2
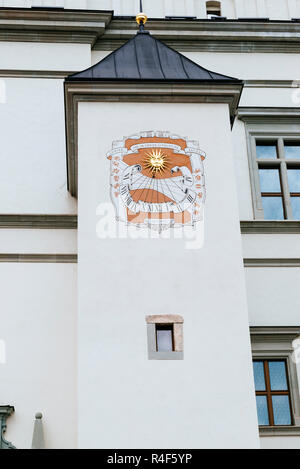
[
  {"x1": 0, "y1": 263, "x2": 77, "y2": 449},
  {"x1": 184, "y1": 52, "x2": 300, "y2": 82},
  {"x1": 0, "y1": 43, "x2": 90, "y2": 72},
  {"x1": 0, "y1": 77, "x2": 76, "y2": 214},
  {"x1": 243, "y1": 234, "x2": 300, "y2": 259},
  {"x1": 246, "y1": 267, "x2": 300, "y2": 326},
  {"x1": 261, "y1": 436, "x2": 300, "y2": 449},
  {"x1": 0, "y1": 229, "x2": 77, "y2": 254},
  {"x1": 77, "y1": 100, "x2": 259, "y2": 449}
]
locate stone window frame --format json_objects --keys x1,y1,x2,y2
[
  {"x1": 146, "y1": 315, "x2": 183, "y2": 360},
  {"x1": 251, "y1": 327, "x2": 300, "y2": 437},
  {"x1": 243, "y1": 117, "x2": 300, "y2": 220}
]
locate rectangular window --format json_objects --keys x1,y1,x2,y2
[
  {"x1": 255, "y1": 139, "x2": 300, "y2": 220},
  {"x1": 156, "y1": 325, "x2": 174, "y2": 352},
  {"x1": 253, "y1": 360, "x2": 293, "y2": 426},
  {"x1": 146, "y1": 315, "x2": 183, "y2": 360}
]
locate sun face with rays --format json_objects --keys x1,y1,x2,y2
[{"x1": 143, "y1": 149, "x2": 169, "y2": 175}]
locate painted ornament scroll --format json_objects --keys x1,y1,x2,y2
[{"x1": 107, "y1": 131, "x2": 206, "y2": 232}]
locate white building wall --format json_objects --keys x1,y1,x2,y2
[
  {"x1": 1, "y1": 263, "x2": 77, "y2": 449},
  {"x1": 0, "y1": 229, "x2": 77, "y2": 254},
  {"x1": 243, "y1": 234, "x2": 300, "y2": 259},
  {"x1": 246, "y1": 267, "x2": 300, "y2": 326},
  {"x1": 184, "y1": 52, "x2": 300, "y2": 81},
  {"x1": 0, "y1": 78, "x2": 77, "y2": 214},
  {"x1": 0, "y1": 43, "x2": 90, "y2": 72},
  {"x1": 261, "y1": 436, "x2": 300, "y2": 449},
  {"x1": 0, "y1": 41, "x2": 91, "y2": 215},
  {"x1": 77, "y1": 101, "x2": 259, "y2": 448}
]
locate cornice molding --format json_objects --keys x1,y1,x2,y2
[
  {"x1": 0, "y1": 10, "x2": 299, "y2": 51},
  {"x1": 64, "y1": 80, "x2": 243, "y2": 197},
  {"x1": 250, "y1": 326, "x2": 300, "y2": 337},
  {"x1": 251, "y1": 326, "x2": 300, "y2": 349},
  {"x1": 0, "y1": 69, "x2": 75, "y2": 79},
  {"x1": 0, "y1": 254, "x2": 77, "y2": 263},
  {"x1": 244, "y1": 258, "x2": 300, "y2": 267},
  {"x1": 238, "y1": 107, "x2": 300, "y2": 124},
  {"x1": 0, "y1": 8, "x2": 112, "y2": 45},
  {"x1": 241, "y1": 220, "x2": 300, "y2": 233},
  {"x1": 0, "y1": 214, "x2": 77, "y2": 229},
  {"x1": 244, "y1": 80, "x2": 295, "y2": 88},
  {"x1": 105, "y1": 18, "x2": 300, "y2": 37},
  {"x1": 259, "y1": 426, "x2": 300, "y2": 437},
  {"x1": 94, "y1": 19, "x2": 300, "y2": 53},
  {"x1": 94, "y1": 38, "x2": 300, "y2": 54}
]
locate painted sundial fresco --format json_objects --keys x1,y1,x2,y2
[{"x1": 107, "y1": 131, "x2": 206, "y2": 232}]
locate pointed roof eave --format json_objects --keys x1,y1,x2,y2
[{"x1": 65, "y1": 30, "x2": 242, "y2": 84}]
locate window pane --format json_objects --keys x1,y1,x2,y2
[
  {"x1": 268, "y1": 362, "x2": 288, "y2": 391},
  {"x1": 256, "y1": 143, "x2": 277, "y2": 159},
  {"x1": 253, "y1": 362, "x2": 266, "y2": 391},
  {"x1": 291, "y1": 197, "x2": 300, "y2": 220},
  {"x1": 156, "y1": 328, "x2": 173, "y2": 352},
  {"x1": 259, "y1": 169, "x2": 281, "y2": 192},
  {"x1": 256, "y1": 396, "x2": 269, "y2": 426},
  {"x1": 285, "y1": 143, "x2": 300, "y2": 159},
  {"x1": 272, "y1": 396, "x2": 292, "y2": 425},
  {"x1": 262, "y1": 197, "x2": 284, "y2": 220},
  {"x1": 287, "y1": 169, "x2": 300, "y2": 193}
]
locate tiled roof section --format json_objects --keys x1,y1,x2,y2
[{"x1": 66, "y1": 30, "x2": 240, "y2": 82}]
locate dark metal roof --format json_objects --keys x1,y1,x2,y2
[{"x1": 66, "y1": 30, "x2": 240, "y2": 82}]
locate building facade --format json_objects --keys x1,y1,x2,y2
[{"x1": 0, "y1": 0, "x2": 300, "y2": 450}]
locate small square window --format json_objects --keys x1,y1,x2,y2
[
  {"x1": 146, "y1": 315, "x2": 183, "y2": 360},
  {"x1": 156, "y1": 325, "x2": 174, "y2": 352}
]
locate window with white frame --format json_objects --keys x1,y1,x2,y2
[
  {"x1": 253, "y1": 359, "x2": 293, "y2": 426},
  {"x1": 256, "y1": 139, "x2": 300, "y2": 220},
  {"x1": 251, "y1": 327, "x2": 300, "y2": 436},
  {"x1": 241, "y1": 115, "x2": 300, "y2": 220}
]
